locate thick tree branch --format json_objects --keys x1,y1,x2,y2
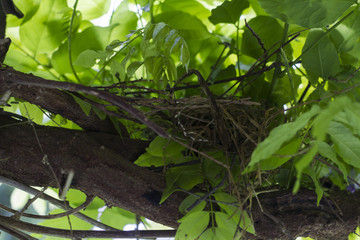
[
  {"x1": 0, "y1": 118, "x2": 183, "y2": 227},
  {"x1": 0, "y1": 67, "x2": 168, "y2": 137}
]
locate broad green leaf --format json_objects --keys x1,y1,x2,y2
[
  {"x1": 208, "y1": 0, "x2": 249, "y2": 24},
  {"x1": 134, "y1": 152, "x2": 164, "y2": 167},
  {"x1": 7, "y1": 0, "x2": 39, "y2": 27},
  {"x1": 100, "y1": 207, "x2": 136, "y2": 230},
  {"x1": 176, "y1": 211, "x2": 210, "y2": 240},
  {"x1": 110, "y1": 59, "x2": 126, "y2": 81},
  {"x1": 69, "y1": 0, "x2": 111, "y2": 20},
  {"x1": 161, "y1": 0, "x2": 211, "y2": 20},
  {"x1": 247, "y1": 138, "x2": 302, "y2": 172},
  {"x1": 19, "y1": 102, "x2": 43, "y2": 124},
  {"x1": 164, "y1": 29, "x2": 179, "y2": 56},
  {"x1": 72, "y1": 94, "x2": 92, "y2": 116},
  {"x1": 304, "y1": 167, "x2": 324, "y2": 205},
  {"x1": 110, "y1": 1, "x2": 138, "y2": 41},
  {"x1": 155, "y1": 11, "x2": 211, "y2": 40},
  {"x1": 202, "y1": 151, "x2": 226, "y2": 186},
  {"x1": 146, "y1": 136, "x2": 185, "y2": 157},
  {"x1": 302, "y1": 29, "x2": 341, "y2": 79},
  {"x1": 161, "y1": 165, "x2": 203, "y2": 203},
  {"x1": 52, "y1": 26, "x2": 114, "y2": 74},
  {"x1": 20, "y1": 0, "x2": 73, "y2": 55},
  {"x1": 74, "y1": 50, "x2": 104, "y2": 68},
  {"x1": 246, "y1": 105, "x2": 320, "y2": 170},
  {"x1": 335, "y1": 105, "x2": 360, "y2": 135},
  {"x1": 213, "y1": 193, "x2": 255, "y2": 234},
  {"x1": 215, "y1": 212, "x2": 243, "y2": 239},
  {"x1": 312, "y1": 96, "x2": 352, "y2": 141},
  {"x1": 330, "y1": 8, "x2": 360, "y2": 53},
  {"x1": 153, "y1": 22, "x2": 168, "y2": 40},
  {"x1": 198, "y1": 229, "x2": 218, "y2": 240},
  {"x1": 318, "y1": 141, "x2": 348, "y2": 182},
  {"x1": 294, "y1": 144, "x2": 319, "y2": 193},
  {"x1": 258, "y1": 0, "x2": 356, "y2": 28},
  {"x1": 328, "y1": 121, "x2": 360, "y2": 168},
  {"x1": 4, "y1": 47, "x2": 38, "y2": 72},
  {"x1": 127, "y1": 61, "x2": 144, "y2": 77},
  {"x1": 179, "y1": 193, "x2": 206, "y2": 214}
]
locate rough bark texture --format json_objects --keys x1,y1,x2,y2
[
  {"x1": 1, "y1": 67, "x2": 360, "y2": 239},
  {"x1": 0, "y1": 119, "x2": 184, "y2": 228}
]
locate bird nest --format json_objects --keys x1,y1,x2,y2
[{"x1": 142, "y1": 96, "x2": 273, "y2": 162}]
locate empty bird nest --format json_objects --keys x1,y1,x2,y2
[{"x1": 130, "y1": 95, "x2": 277, "y2": 162}]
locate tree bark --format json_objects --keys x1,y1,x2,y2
[{"x1": 0, "y1": 67, "x2": 359, "y2": 239}]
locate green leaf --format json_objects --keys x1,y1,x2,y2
[
  {"x1": 164, "y1": 57, "x2": 177, "y2": 85},
  {"x1": 330, "y1": 8, "x2": 360, "y2": 53},
  {"x1": 335, "y1": 104, "x2": 360, "y2": 135},
  {"x1": 110, "y1": 1, "x2": 138, "y2": 41},
  {"x1": 161, "y1": 165, "x2": 203, "y2": 203},
  {"x1": 20, "y1": 0, "x2": 73, "y2": 55},
  {"x1": 161, "y1": 0, "x2": 211, "y2": 20},
  {"x1": 302, "y1": 29, "x2": 341, "y2": 79},
  {"x1": 134, "y1": 152, "x2": 164, "y2": 167},
  {"x1": 312, "y1": 96, "x2": 352, "y2": 141},
  {"x1": 176, "y1": 211, "x2": 210, "y2": 240},
  {"x1": 40, "y1": 208, "x2": 98, "y2": 231},
  {"x1": 74, "y1": 50, "x2": 104, "y2": 68},
  {"x1": 127, "y1": 61, "x2": 143, "y2": 77},
  {"x1": 215, "y1": 212, "x2": 243, "y2": 239},
  {"x1": 245, "y1": 105, "x2": 320, "y2": 171},
  {"x1": 100, "y1": 207, "x2": 136, "y2": 230},
  {"x1": 304, "y1": 167, "x2": 324, "y2": 205},
  {"x1": 146, "y1": 136, "x2": 185, "y2": 157},
  {"x1": 318, "y1": 141, "x2": 348, "y2": 182},
  {"x1": 208, "y1": 0, "x2": 249, "y2": 24},
  {"x1": 155, "y1": 11, "x2": 211, "y2": 40},
  {"x1": 181, "y1": 41, "x2": 190, "y2": 71},
  {"x1": 179, "y1": 193, "x2": 206, "y2": 214},
  {"x1": 110, "y1": 59, "x2": 126, "y2": 81},
  {"x1": 72, "y1": 94, "x2": 92, "y2": 116},
  {"x1": 69, "y1": 0, "x2": 111, "y2": 20},
  {"x1": 255, "y1": 138, "x2": 302, "y2": 172},
  {"x1": 294, "y1": 143, "x2": 319, "y2": 193},
  {"x1": 213, "y1": 193, "x2": 255, "y2": 234},
  {"x1": 52, "y1": 26, "x2": 114, "y2": 74},
  {"x1": 198, "y1": 229, "x2": 218, "y2": 240},
  {"x1": 258, "y1": 0, "x2": 356, "y2": 28},
  {"x1": 328, "y1": 121, "x2": 360, "y2": 168}
]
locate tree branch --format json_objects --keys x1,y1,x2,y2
[{"x1": 0, "y1": 215, "x2": 176, "y2": 239}]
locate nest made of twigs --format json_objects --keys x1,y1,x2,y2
[{"x1": 142, "y1": 96, "x2": 272, "y2": 162}]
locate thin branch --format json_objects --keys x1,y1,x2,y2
[
  {"x1": 0, "y1": 222, "x2": 38, "y2": 240},
  {"x1": 0, "y1": 176, "x2": 118, "y2": 230},
  {"x1": 0, "y1": 215, "x2": 176, "y2": 239},
  {"x1": 0, "y1": 195, "x2": 95, "y2": 220}
]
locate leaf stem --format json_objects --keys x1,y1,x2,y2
[
  {"x1": 267, "y1": 23, "x2": 289, "y2": 102},
  {"x1": 68, "y1": 0, "x2": 80, "y2": 82}
]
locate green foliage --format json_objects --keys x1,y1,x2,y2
[
  {"x1": 302, "y1": 29, "x2": 341, "y2": 80},
  {"x1": 175, "y1": 211, "x2": 210, "y2": 240},
  {"x1": 258, "y1": 0, "x2": 356, "y2": 28},
  {"x1": 5, "y1": 0, "x2": 360, "y2": 239},
  {"x1": 208, "y1": 0, "x2": 249, "y2": 24}
]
